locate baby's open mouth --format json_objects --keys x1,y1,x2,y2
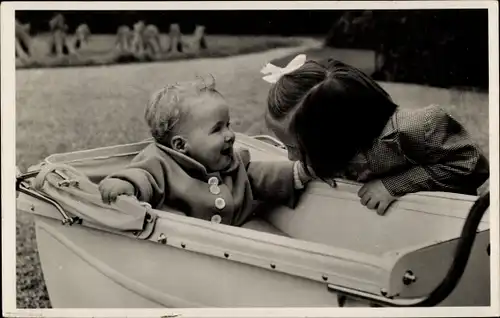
[{"x1": 220, "y1": 146, "x2": 233, "y2": 156}]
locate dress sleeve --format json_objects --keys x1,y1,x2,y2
[{"x1": 381, "y1": 105, "x2": 489, "y2": 196}]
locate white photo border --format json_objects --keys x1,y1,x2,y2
[{"x1": 2, "y1": 1, "x2": 499, "y2": 318}]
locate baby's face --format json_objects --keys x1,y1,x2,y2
[{"x1": 181, "y1": 94, "x2": 235, "y2": 172}]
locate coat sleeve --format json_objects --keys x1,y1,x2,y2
[
  {"x1": 105, "y1": 149, "x2": 169, "y2": 207},
  {"x1": 381, "y1": 105, "x2": 489, "y2": 196},
  {"x1": 237, "y1": 148, "x2": 304, "y2": 208}
]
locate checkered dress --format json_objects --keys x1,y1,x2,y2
[{"x1": 336, "y1": 105, "x2": 489, "y2": 196}]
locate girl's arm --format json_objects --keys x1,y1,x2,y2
[{"x1": 381, "y1": 106, "x2": 489, "y2": 197}]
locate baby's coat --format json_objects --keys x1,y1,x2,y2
[{"x1": 105, "y1": 143, "x2": 301, "y2": 226}]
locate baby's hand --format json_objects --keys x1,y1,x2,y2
[
  {"x1": 99, "y1": 178, "x2": 135, "y2": 204},
  {"x1": 358, "y1": 179, "x2": 398, "y2": 215}
]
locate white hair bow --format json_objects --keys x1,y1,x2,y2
[{"x1": 260, "y1": 54, "x2": 307, "y2": 83}]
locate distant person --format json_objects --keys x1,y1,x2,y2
[
  {"x1": 48, "y1": 13, "x2": 72, "y2": 56},
  {"x1": 262, "y1": 56, "x2": 489, "y2": 215}
]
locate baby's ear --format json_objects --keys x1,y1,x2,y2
[{"x1": 171, "y1": 136, "x2": 188, "y2": 153}]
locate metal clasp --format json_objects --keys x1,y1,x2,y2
[{"x1": 17, "y1": 181, "x2": 81, "y2": 226}]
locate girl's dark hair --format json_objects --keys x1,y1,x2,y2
[{"x1": 267, "y1": 58, "x2": 398, "y2": 179}]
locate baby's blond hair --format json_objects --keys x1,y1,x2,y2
[{"x1": 145, "y1": 75, "x2": 220, "y2": 145}]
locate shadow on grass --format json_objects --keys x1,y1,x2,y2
[{"x1": 17, "y1": 38, "x2": 304, "y2": 70}]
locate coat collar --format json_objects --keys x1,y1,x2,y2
[
  {"x1": 155, "y1": 142, "x2": 241, "y2": 180},
  {"x1": 378, "y1": 108, "x2": 399, "y2": 141}
]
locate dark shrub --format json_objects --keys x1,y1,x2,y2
[{"x1": 325, "y1": 10, "x2": 488, "y2": 90}]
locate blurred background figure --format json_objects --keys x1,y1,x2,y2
[
  {"x1": 48, "y1": 13, "x2": 74, "y2": 57},
  {"x1": 15, "y1": 19, "x2": 32, "y2": 61},
  {"x1": 115, "y1": 25, "x2": 133, "y2": 53},
  {"x1": 73, "y1": 23, "x2": 91, "y2": 50}
]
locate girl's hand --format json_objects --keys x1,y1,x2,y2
[
  {"x1": 358, "y1": 179, "x2": 398, "y2": 215},
  {"x1": 99, "y1": 178, "x2": 135, "y2": 204}
]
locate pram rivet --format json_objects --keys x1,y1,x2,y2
[
  {"x1": 224, "y1": 252, "x2": 229, "y2": 258},
  {"x1": 181, "y1": 243, "x2": 186, "y2": 249},
  {"x1": 380, "y1": 288, "x2": 389, "y2": 297},
  {"x1": 402, "y1": 270, "x2": 417, "y2": 285},
  {"x1": 270, "y1": 263, "x2": 276, "y2": 269},
  {"x1": 322, "y1": 275, "x2": 328, "y2": 281},
  {"x1": 30, "y1": 205, "x2": 35, "y2": 211},
  {"x1": 157, "y1": 233, "x2": 167, "y2": 244}
]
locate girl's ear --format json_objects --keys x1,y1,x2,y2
[{"x1": 171, "y1": 135, "x2": 188, "y2": 154}]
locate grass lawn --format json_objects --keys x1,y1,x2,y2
[
  {"x1": 14, "y1": 40, "x2": 490, "y2": 308},
  {"x1": 17, "y1": 33, "x2": 304, "y2": 69},
  {"x1": 270, "y1": 46, "x2": 377, "y2": 76}
]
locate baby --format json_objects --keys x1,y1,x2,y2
[{"x1": 99, "y1": 78, "x2": 312, "y2": 226}]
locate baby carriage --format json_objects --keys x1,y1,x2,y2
[{"x1": 16, "y1": 133, "x2": 491, "y2": 308}]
